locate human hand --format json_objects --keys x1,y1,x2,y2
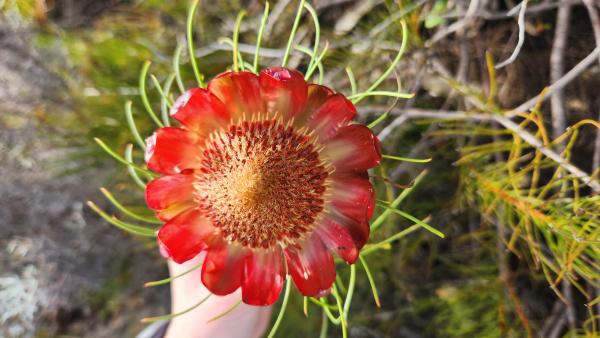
[{"x1": 164, "y1": 254, "x2": 272, "y2": 338}]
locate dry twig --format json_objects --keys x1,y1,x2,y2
[
  {"x1": 360, "y1": 107, "x2": 600, "y2": 192},
  {"x1": 507, "y1": 47, "x2": 600, "y2": 117},
  {"x1": 495, "y1": 0, "x2": 528, "y2": 69}
]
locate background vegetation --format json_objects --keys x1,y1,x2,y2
[{"x1": 1, "y1": 0, "x2": 599, "y2": 337}]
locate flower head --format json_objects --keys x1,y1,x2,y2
[{"x1": 145, "y1": 67, "x2": 381, "y2": 305}]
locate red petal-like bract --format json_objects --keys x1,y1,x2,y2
[
  {"x1": 145, "y1": 67, "x2": 382, "y2": 305},
  {"x1": 145, "y1": 127, "x2": 202, "y2": 174},
  {"x1": 242, "y1": 248, "x2": 286, "y2": 306},
  {"x1": 259, "y1": 67, "x2": 308, "y2": 119},
  {"x1": 157, "y1": 209, "x2": 215, "y2": 264},
  {"x1": 330, "y1": 172, "x2": 376, "y2": 223},
  {"x1": 322, "y1": 124, "x2": 382, "y2": 172},
  {"x1": 284, "y1": 234, "x2": 336, "y2": 297},
  {"x1": 170, "y1": 88, "x2": 230, "y2": 136},
  {"x1": 146, "y1": 173, "x2": 196, "y2": 221},
  {"x1": 201, "y1": 242, "x2": 248, "y2": 295}
]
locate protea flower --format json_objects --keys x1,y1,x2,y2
[{"x1": 144, "y1": 67, "x2": 381, "y2": 306}]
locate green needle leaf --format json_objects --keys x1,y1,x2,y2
[
  {"x1": 94, "y1": 138, "x2": 154, "y2": 176},
  {"x1": 124, "y1": 144, "x2": 149, "y2": 189},
  {"x1": 173, "y1": 44, "x2": 186, "y2": 94},
  {"x1": 139, "y1": 61, "x2": 164, "y2": 127},
  {"x1": 267, "y1": 277, "x2": 292, "y2": 338},
  {"x1": 232, "y1": 10, "x2": 247, "y2": 71},
  {"x1": 141, "y1": 293, "x2": 212, "y2": 323},
  {"x1": 281, "y1": 0, "x2": 306, "y2": 67},
  {"x1": 349, "y1": 91, "x2": 414, "y2": 102},
  {"x1": 253, "y1": 2, "x2": 270, "y2": 72},
  {"x1": 382, "y1": 154, "x2": 432, "y2": 163},
  {"x1": 345, "y1": 67, "x2": 357, "y2": 96},
  {"x1": 144, "y1": 262, "x2": 202, "y2": 287},
  {"x1": 376, "y1": 203, "x2": 445, "y2": 238},
  {"x1": 359, "y1": 255, "x2": 381, "y2": 307},
  {"x1": 124, "y1": 101, "x2": 146, "y2": 150},
  {"x1": 99, "y1": 187, "x2": 160, "y2": 224},
  {"x1": 207, "y1": 300, "x2": 242, "y2": 323},
  {"x1": 160, "y1": 73, "x2": 176, "y2": 126},
  {"x1": 304, "y1": 2, "x2": 321, "y2": 72},
  {"x1": 87, "y1": 201, "x2": 155, "y2": 237},
  {"x1": 370, "y1": 170, "x2": 428, "y2": 230},
  {"x1": 354, "y1": 20, "x2": 409, "y2": 104},
  {"x1": 186, "y1": 0, "x2": 205, "y2": 87},
  {"x1": 332, "y1": 285, "x2": 347, "y2": 338}
]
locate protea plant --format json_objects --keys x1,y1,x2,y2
[{"x1": 89, "y1": 1, "x2": 439, "y2": 336}]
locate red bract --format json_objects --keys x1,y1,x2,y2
[{"x1": 145, "y1": 67, "x2": 381, "y2": 306}]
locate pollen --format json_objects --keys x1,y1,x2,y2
[{"x1": 195, "y1": 118, "x2": 329, "y2": 248}]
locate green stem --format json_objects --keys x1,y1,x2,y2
[
  {"x1": 139, "y1": 61, "x2": 164, "y2": 127},
  {"x1": 349, "y1": 90, "x2": 414, "y2": 103},
  {"x1": 304, "y1": 42, "x2": 328, "y2": 80},
  {"x1": 359, "y1": 255, "x2": 381, "y2": 307},
  {"x1": 303, "y1": 296, "x2": 309, "y2": 317},
  {"x1": 150, "y1": 74, "x2": 174, "y2": 108},
  {"x1": 294, "y1": 45, "x2": 324, "y2": 82},
  {"x1": 253, "y1": 2, "x2": 270, "y2": 72},
  {"x1": 144, "y1": 262, "x2": 203, "y2": 287},
  {"x1": 124, "y1": 101, "x2": 146, "y2": 150},
  {"x1": 361, "y1": 224, "x2": 421, "y2": 256},
  {"x1": 267, "y1": 277, "x2": 292, "y2": 338},
  {"x1": 87, "y1": 201, "x2": 155, "y2": 237},
  {"x1": 303, "y1": 2, "x2": 320, "y2": 71},
  {"x1": 332, "y1": 285, "x2": 347, "y2": 338},
  {"x1": 187, "y1": 0, "x2": 205, "y2": 87},
  {"x1": 319, "y1": 308, "x2": 329, "y2": 338},
  {"x1": 161, "y1": 73, "x2": 176, "y2": 126},
  {"x1": 207, "y1": 300, "x2": 242, "y2": 323},
  {"x1": 367, "y1": 111, "x2": 389, "y2": 129},
  {"x1": 345, "y1": 67, "x2": 357, "y2": 95},
  {"x1": 281, "y1": 0, "x2": 306, "y2": 67},
  {"x1": 382, "y1": 154, "x2": 432, "y2": 163},
  {"x1": 309, "y1": 297, "x2": 337, "y2": 311},
  {"x1": 232, "y1": 10, "x2": 247, "y2": 71},
  {"x1": 376, "y1": 203, "x2": 444, "y2": 238},
  {"x1": 218, "y1": 37, "x2": 245, "y2": 71},
  {"x1": 335, "y1": 274, "x2": 347, "y2": 295},
  {"x1": 99, "y1": 187, "x2": 160, "y2": 224},
  {"x1": 342, "y1": 264, "x2": 356, "y2": 318},
  {"x1": 94, "y1": 138, "x2": 153, "y2": 176},
  {"x1": 370, "y1": 169, "x2": 428, "y2": 230},
  {"x1": 125, "y1": 144, "x2": 148, "y2": 189},
  {"x1": 141, "y1": 293, "x2": 212, "y2": 323},
  {"x1": 354, "y1": 20, "x2": 409, "y2": 104},
  {"x1": 173, "y1": 44, "x2": 186, "y2": 93},
  {"x1": 317, "y1": 298, "x2": 341, "y2": 324}
]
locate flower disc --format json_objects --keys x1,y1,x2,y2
[{"x1": 197, "y1": 119, "x2": 329, "y2": 248}]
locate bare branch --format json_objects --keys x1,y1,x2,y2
[
  {"x1": 377, "y1": 115, "x2": 408, "y2": 141},
  {"x1": 441, "y1": 0, "x2": 580, "y2": 21},
  {"x1": 426, "y1": 0, "x2": 481, "y2": 46},
  {"x1": 334, "y1": 0, "x2": 380, "y2": 35},
  {"x1": 360, "y1": 107, "x2": 600, "y2": 192},
  {"x1": 506, "y1": 46, "x2": 600, "y2": 117}
]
